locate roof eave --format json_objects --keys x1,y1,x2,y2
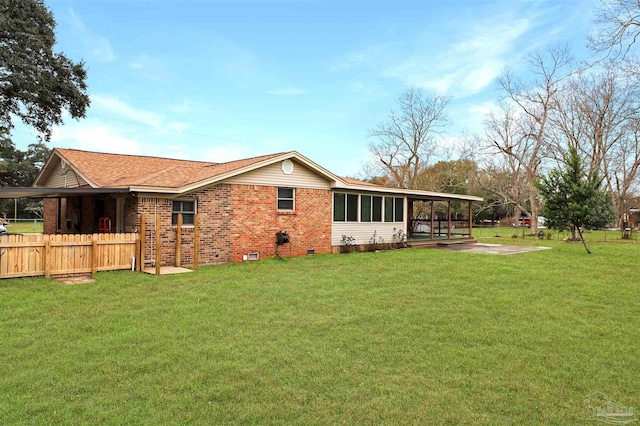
[{"x1": 334, "y1": 183, "x2": 483, "y2": 202}]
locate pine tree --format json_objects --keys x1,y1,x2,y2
[{"x1": 536, "y1": 146, "x2": 615, "y2": 253}]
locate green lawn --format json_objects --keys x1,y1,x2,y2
[
  {"x1": 1, "y1": 236, "x2": 639, "y2": 424},
  {"x1": 3, "y1": 220, "x2": 43, "y2": 234}
]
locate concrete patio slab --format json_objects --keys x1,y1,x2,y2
[
  {"x1": 142, "y1": 267, "x2": 194, "y2": 275},
  {"x1": 436, "y1": 243, "x2": 551, "y2": 255}
]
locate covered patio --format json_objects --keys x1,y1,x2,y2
[{"x1": 406, "y1": 195, "x2": 477, "y2": 247}]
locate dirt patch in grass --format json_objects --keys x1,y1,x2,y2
[{"x1": 56, "y1": 276, "x2": 96, "y2": 285}]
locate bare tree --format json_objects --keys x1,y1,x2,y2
[
  {"x1": 549, "y1": 67, "x2": 640, "y2": 227},
  {"x1": 367, "y1": 87, "x2": 450, "y2": 189},
  {"x1": 478, "y1": 103, "x2": 531, "y2": 225},
  {"x1": 589, "y1": 0, "x2": 640, "y2": 60},
  {"x1": 493, "y1": 44, "x2": 574, "y2": 235}
]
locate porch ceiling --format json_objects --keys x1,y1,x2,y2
[{"x1": 0, "y1": 187, "x2": 131, "y2": 199}]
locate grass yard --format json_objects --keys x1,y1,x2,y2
[
  {"x1": 1, "y1": 236, "x2": 639, "y2": 424},
  {"x1": 3, "y1": 220, "x2": 44, "y2": 234}
]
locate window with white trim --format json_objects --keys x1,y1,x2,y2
[
  {"x1": 384, "y1": 197, "x2": 404, "y2": 222},
  {"x1": 333, "y1": 193, "x2": 358, "y2": 222},
  {"x1": 172, "y1": 200, "x2": 196, "y2": 225},
  {"x1": 277, "y1": 187, "x2": 295, "y2": 211}
]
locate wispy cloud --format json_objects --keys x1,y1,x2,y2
[
  {"x1": 51, "y1": 122, "x2": 143, "y2": 155},
  {"x1": 66, "y1": 8, "x2": 115, "y2": 63},
  {"x1": 91, "y1": 95, "x2": 188, "y2": 134},
  {"x1": 265, "y1": 88, "x2": 305, "y2": 96},
  {"x1": 386, "y1": 14, "x2": 532, "y2": 96}
]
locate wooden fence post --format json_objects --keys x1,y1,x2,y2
[
  {"x1": 176, "y1": 214, "x2": 182, "y2": 267},
  {"x1": 193, "y1": 214, "x2": 199, "y2": 270},
  {"x1": 44, "y1": 239, "x2": 51, "y2": 279},
  {"x1": 155, "y1": 214, "x2": 161, "y2": 276},
  {"x1": 91, "y1": 235, "x2": 98, "y2": 275}
]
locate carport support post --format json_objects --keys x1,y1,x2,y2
[
  {"x1": 447, "y1": 201, "x2": 452, "y2": 238},
  {"x1": 176, "y1": 214, "x2": 182, "y2": 267},
  {"x1": 468, "y1": 202, "x2": 473, "y2": 238},
  {"x1": 430, "y1": 201, "x2": 435, "y2": 239},
  {"x1": 155, "y1": 214, "x2": 161, "y2": 276}
]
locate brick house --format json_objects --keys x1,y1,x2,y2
[{"x1": 31, "y1": 148, "x2": 482, "y2": 266}]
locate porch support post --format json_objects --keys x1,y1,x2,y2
[
  {"x1": 193, "y1": 214, "x2": 199, "y2": 270},
  {"x1": 430, "y1": 201, "x2": 435, "y2": 239},
  {"x1": 176, "y1": 214, "x2": 182, "y2": 267},
  {"x1": 155, "y1": 213, "x2": 161, "y2": 276},
  {"x1": 139, "y1": 213, "x2": 146, "y2": 271},
  {"x1": 406, "y1": 198, "x2": 413, "y2": 237},
  {"x1": 447, "y1": 201, "x2": 452, "y2": 238},
  {"x1": 468, "y1": 201, "x2": 473, "y2": 238}
]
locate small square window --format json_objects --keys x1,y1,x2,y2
[
  {"x1": 172, "y1": 200, "x2": 196, "y2": 225},
  {"x1": 278, "y1": 187, "x2": 295, "y2": 211}
]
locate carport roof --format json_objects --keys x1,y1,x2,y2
[{"x1": 0, "y1": 187, "x2": 131, "y2": 199}]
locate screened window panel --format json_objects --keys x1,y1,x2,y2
[
  {"x1": 384, "y1": 197, "x2": 394, "y2": 222},
  {"x1": 372, "y1": 196, "x2": 382, "y2": 222},
  {"x1": 394, "y1": 198, "x2": 404, "y2": 222},
  {"x1": 333, "y1": 193, "x2": 345, "y2": 222},
  {"x1": 346, "y1": 194, "x2": 358, "y2": 222},
  {"x1": 360, "y1": 195, "x2": 371, "y2": 222}
]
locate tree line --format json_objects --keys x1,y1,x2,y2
[{"x1": 366, "y1": 1, "x2": 640, "y2": 236}]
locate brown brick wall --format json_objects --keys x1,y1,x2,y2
[
  {"x1": 43, "y1": 184, "x2": 332, "y2": 266},
  {"x1": 135, "y1": 186, "x2": 233, "y2": 267},
  {"x1": 230, "y1": 185, "x2": 332, "y2": 262},
  {"x1": 43, "y1": 198, "x2": 58, "y2": 234}
]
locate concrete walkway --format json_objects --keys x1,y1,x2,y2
[{"x1": 436, "y1": 243, "x2": 551, "y2": 255}]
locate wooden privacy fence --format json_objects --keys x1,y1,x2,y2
[{"x1": 0, "y1": 233, "x2": 139, "y2": 279}]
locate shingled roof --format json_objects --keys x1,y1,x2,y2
[{"x1": 52, "y1": 149, "x2": 286, "y2": 189}]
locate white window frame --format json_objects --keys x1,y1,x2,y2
[{"x1": 277, "y1": 187, "x2": 295, "y2": 211}]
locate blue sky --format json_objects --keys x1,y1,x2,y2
[{"x1": 14, "y1": 0, "x2": 598, "y2": 176}]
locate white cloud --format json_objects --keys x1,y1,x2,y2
[
  {"x1": 387, "y1": 15, "x2": 531, "y2": 97},
  {"x1": 90, "y1": 95, "x2": 189, "y2": 135},
  {"x1": 265, "y1": 88, "x2": 305, "y2": 96},
  {"x1": 50, "y1": 122, "x2": 143, "y2": 155},
  {"x1": 92, "y1": 95, "x2": 163, "y2": 127},
  {"x1": 203, "y1": 145, "x2": 255, "y2": 163},
  {"x1": 66, "y1": 8, "x2": 115, "y2": 63}
]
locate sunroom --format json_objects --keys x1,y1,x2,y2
[{"x1": 330, "y1": 187, "x2": 483, "y2": 251}]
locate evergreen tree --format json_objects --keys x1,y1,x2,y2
[{"x1": 536, "y1": 146, "x2": 615, "y2": 253}]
